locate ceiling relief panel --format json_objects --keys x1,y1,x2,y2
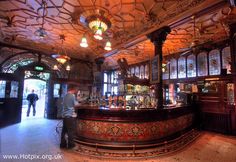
[
  {"x1": 105, "y1": 5, "x2": 236, "y2": 67},
  {"x1": 0, "y1": 0, "x2": 218, "y2": 63}
]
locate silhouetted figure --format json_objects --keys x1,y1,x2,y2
[{"x1": 26, "y1": 90, "x2": 39, "y2": 117}]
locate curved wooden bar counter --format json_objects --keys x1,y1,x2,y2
[{"x1": 75, "y1": 106, "x2": 195, "y2": 148}]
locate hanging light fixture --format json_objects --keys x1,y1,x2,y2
[
  {"x1": 35, "y1": 0, "x2": 47, "y2": 39},
  {"x1": 53, "y1": 65, "x2": 58, "y2": 70},
  {"x1": 52, "y1": 35, "x2": 70, "y2": 64},
  {"x1": 104, "y1": 40, "x2": 112, "y2": 51},
  {"x1": 94, "y1": 24, "x2": 103, "y2": 40},
  {"x1": 80, "y1": 35, "x2": 88, "y2": 48},
  {"x1": 79, "y1": 10, "x2": 112, "y2": 49},
  {"x1": 54, "y1": 55, "x2": 70, "y2": 64},
  {"x1": 66, "y1": 64, "x2": 71, "y2": 71}
]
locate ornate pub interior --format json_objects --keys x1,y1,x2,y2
[{"x1": 0, "y1": 0, "x2": 236, "y2": 162}]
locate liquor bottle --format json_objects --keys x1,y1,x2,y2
[
  {"x1": 108, "y1": 96, "x2": 112, "y2": 108},
  {"x1": 123, "y1": 96, "x2": 126, "y2": 109}
]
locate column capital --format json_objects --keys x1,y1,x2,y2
[
  {"x1": 94, "y1": 57, "x2": 105, "y2": 72},
  {"x1": 229, "y1": 23, "x2": 236, "y2": 36},
  {"x1": 147, "y1": 26, "x2": 171, "y2": 46},
  {"x1": 95, "y1": 57, "x2": 105, "y2": 65}
]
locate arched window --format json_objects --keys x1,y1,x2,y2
[
  {"x1": 145, "y1": 64, "x2": 149, "y2": 79},
  {"x1": 222, "y1": 46, "x2": 231, "y2": 74},
  {"x1": 131, "y1": 67, "x2": 135, "y2": 77},
  {"x1": 197, "y1": 52, "x2": 208, "y2": 76},
  {"x1": 187, "y1": 54, "x2": 196, "y2": 77},
  {"x1": 140, "y1": 65, "x2": 145, "y2": 79},
  {"x1": 135, "y1": 66, "x2": 140, "y2": 78},
  {"x1": 163, "y1": 63, "x2": 169, "y2": 80},
  {"x1": 209, "y1": 49, "x2": 221, "y2": 75},
  {"x1": 170, "y1": 58, "x2": 177, "y2": 79},
  {"x1": 178, "y1": 56, "x2": 186, "y2": 78}
]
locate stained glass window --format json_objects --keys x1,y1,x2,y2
[
  {"x1": 187, "y1": 54, "x2": 196, "y2": 77},
  {"x1": 178, "y1": 57, "x2": 186, "y2": 78},
  {"x1": 10, "y1": 81, "x2": 18, "y2": 98},
  {"x1": 131, "y1": 67, "x2": 135, "y2": 77},
  {"x1": 162, "y1": 63, "x2": 169, "y2": 80},
  {"x1": 135, "y1": 66, "x2": 140, "y2": 78},
  {"x1": 140, "y1": 65, "x2": 145, "y2": 79},
  {"x1": 209, "y1": 49, "x2": 221, "y2": 75},
  {"x1": 144, "y1": 64, "x2": 149, "y2": 79},
  {"x1": 170, "y1": 59, "x2": 177, "y2": 79},
  {"x1": 222, "y1": 46, "x2": 231, "y2": 74},
  {"x1": 197, "y1": 52, "x2": 208, "y2": 76},
  {"x1": 0, "y1": 80, "x2": 6, "y2": 98},
  {"x1": 53, "y1": 84, "x2": 60, "y2": 98},
  {"x1": 2, "y1": 59, "x2": 34, "y2": 73}
]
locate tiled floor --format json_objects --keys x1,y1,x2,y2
[{"x1": 1, "y1": 118, "x2": 236, "y2": 162}]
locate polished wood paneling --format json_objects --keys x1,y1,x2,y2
[{"x1": 201, "y1": 112, "x2": 231, "y2": 134}]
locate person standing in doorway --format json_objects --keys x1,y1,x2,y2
[
  {"x1": 26, "y1": 89, "x2": 39, "y2": 117},
  {"x1": 60, "y1": 86, "x2": 79, "y2": 150}
]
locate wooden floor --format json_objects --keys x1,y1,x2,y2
[{"x1": 1, "y1": 118, "x2": 236, "y2": 162}]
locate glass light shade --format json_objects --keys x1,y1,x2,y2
[
  {"x1": 89, "y1": 20, "x2": 108, "y2": 32},
  {"x1": 80, "y1": 37, "x2": 88, "y2": 48},
  {"x1": 94, "y1": 27, "x2": 103, "y2": 40},
  {"x1": 66, "y1": 65, "x2": 71, "y2": 71},
  {"x1": 104, "y1": 41, "x2": 112, "y2": 51},
  {"x1": 56, "y1": 55, "x2": 69, "y2": 64},
  {"x1": 162, "y1": 63, "x2": 167, "y2": 72},
  {"x1": 53, "y1": 65, "x2": 58, "y2": 70}
]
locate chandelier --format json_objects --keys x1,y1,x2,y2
[
  {"x1": 79, "y1": 12, "x2": 112, "y2": 51},
  {"x1": 35, "y1": 0, "x2": 47, "y2": 38},
  {"x1": 52, "y1": 35, "x2": 70, "y2": 64},
  {"x1": 52, "y1": 54, "x2": 70, "y2": 64}
]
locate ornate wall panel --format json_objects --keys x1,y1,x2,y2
[{"x1": 77, "y1": 114, "x2": 194, "y2": 143}]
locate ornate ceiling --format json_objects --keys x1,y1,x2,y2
[
  {"x1": 0, "y1": 0, "x2": 235, "y2": 69},
  {"x1": 106, "y1": 3, "x2": 236, "y2": 68}
]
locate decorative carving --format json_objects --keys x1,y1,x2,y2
[
  {"x1": 147, "y1": 26, "x2": 171, "y2": 46},
  {"x1": 77, "y1": 114, "x2": 194, "y2": 142}
]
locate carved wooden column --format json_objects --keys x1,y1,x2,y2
[
  {"x1": 94, "y1": 57, "x2": 105, "y2": 96},
  {"x1": 147, "y1": 26, "x2": 171, "y2": 109},
  {"x1": 229, "y1": 23, "x2": 236, "y2": 135}
]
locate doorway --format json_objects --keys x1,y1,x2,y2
[{"x1": 21, "y1": 71, "x2": 50, "y2": 120}]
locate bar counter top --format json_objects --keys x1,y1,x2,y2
[{"x1": 76, "y1": 105, "x2": 193, "y2": 122}]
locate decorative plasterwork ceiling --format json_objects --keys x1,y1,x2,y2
[
  {"x1": 105, "y1": 4, "x2": 236, "y2": 68},
  {"x1": 0, "y1": 0, "x2": 225, "y2": 65}
]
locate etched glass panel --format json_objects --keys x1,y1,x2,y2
[
  {"x1": 162, "y1": 63, "x2": 169, "y2": 80},
  {"x1": 187, "y1": 54, "x2": 196, "y2": 77},
  {"x1": 209, "y1": 49, "x2": 221, "y2": 75},
  {"x1": 178, "y1": 57, "x2": 186, "y2": 78},
  {"x1": 170, "y1": 59, "x2": 177, "y2": 79},
  {"x1": 145, "y1": 64, "x2": 149, "y2": 79},
  {"x1": 222, "y1": 46, "x2": 231, "y2": 74},
  {"x1": 197, "y1": 52, "x2": 208, "y2": 76}
]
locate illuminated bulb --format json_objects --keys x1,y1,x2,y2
[
  {"x1": 80, "y1": 36, "x2": 88, "y2": 48},
  {"x1": 104, "y1": 41, "x2": 112, "y2": 51},
  {"x1": 53, "y1": 65, "x2": 58, "y2": 70},
  {"x1": 66, "y1": 65, "x2": 71, "y2": 71},
  {"x1": 162, "y1": 63, "x2": 166, "y2": 72},
  {"x1": 94, "y1": 26, "x2": 103, "y2": 40},
  {"x1": 56, "y1": 56, "x2": 67, "y2": 64}
]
